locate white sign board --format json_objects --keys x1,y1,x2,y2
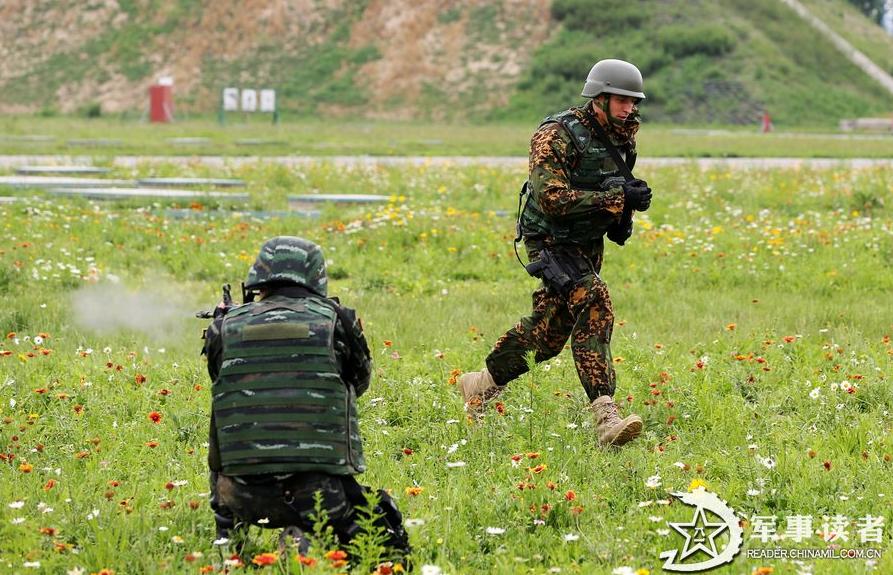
[
  {"x1": 260, "y1": 89, "x2": 276, "y2": 113},
  {"x1": 241, "y1": 89, "x2": 258, "y2": 112},
  {"x1": 222, "y1": 88, "x2": 239, "y2": 111}
]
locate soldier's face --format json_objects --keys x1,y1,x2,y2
[{"x1": 608, "y1": 96, "x2": 636, "y2": 121}]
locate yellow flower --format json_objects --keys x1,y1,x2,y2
[{"x1": 688, "y1": 479, "x2": 709, "y2": 491}]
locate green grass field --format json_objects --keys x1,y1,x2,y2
[
  {"x1": 2, "y1": 116, "x2": 893, "y2": 159},
  {"x1": 1, "y1": 161, "x2": 892, "y2": 574}
]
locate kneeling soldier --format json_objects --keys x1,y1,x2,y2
[{"x1": 202, "y1": 236, "x2": 410, "y2": 561}]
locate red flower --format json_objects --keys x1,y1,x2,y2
[
  {"x1": 325, "y1": 550, "x2": 348, "y2": 561},
  {"x1": 299, "y1": 555, "x2": 317, "y2": 567},
  {"x1": 148, "y1": 411, "x2": 162, "y2": 424},
  {"x1": 402, "y1": 447, "x2": 413, "y2": 456},
  {"x1": 43, "y1": 479, "x2": 57, "y2": 492},
  {"x1": 823, "y1": 460, "x2": 832, "y2": 471},
  {"x1": 165, "y1": 481, "x2": 175, "y2": 491},
  {"x1": 39, "y1": 526, "x2": 56, "y2": 536},
  {"x1": 564, "y1": 490, "x2": 576, "y2": 501},
  {"x1": 135, "y1": 373, "x2": 147, "y2": 385},
  {"x1": 251, "y1": 552, "x2": 279, "y2": 566},
  {"x1": 325, "y1": 549, "x2": 348, "y2": 568}
]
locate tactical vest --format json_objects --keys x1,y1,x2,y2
[
  {"x1": 213, "y1": 294, "x2": 365, "y2": 476},
  {"x1": 520, "y1": 108, "x2": 633, "y2": 244}
]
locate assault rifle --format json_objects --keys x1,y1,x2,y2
[
  {"x1": 589, "y1": 120, "x2": 638, "y2": 246},
  {"x1": 195, "y1": 284, "x2": 234, "y2": 319}
]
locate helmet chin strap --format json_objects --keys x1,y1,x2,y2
[{"x1": 597, "y1": 95, "x2": 627, "y2": 127}]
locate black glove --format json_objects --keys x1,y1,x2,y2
[{"x1": 622, "y1": 179, "x2": 652, "y2": 212}]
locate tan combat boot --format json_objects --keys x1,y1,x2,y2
[
  {"x1": 591, "y1": 395, "x2": 642, "y2": 447},
  {"x1": 457, "y1": 368, "x2": 501, "y2": 414}
]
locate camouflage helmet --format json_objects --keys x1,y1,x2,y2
[
  {"x1": 581, "y1": 59, "x2": 645, "y2": 100},
  {"x1": 244, "y1": 236, "x2": 328, "y2": 296}
]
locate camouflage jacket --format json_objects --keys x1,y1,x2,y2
[
  {"x1": 203, "y1": 286, "x2": 371, "y2": 476},
  {"x1": 520, "y1": 104, "x2": 636, "y2": 245}
]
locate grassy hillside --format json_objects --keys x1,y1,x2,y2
[
  {"x1": 800, "y1": 0, "x2": 893, "y2": 76},
  {"x1": 500, "y1": 0, "x2": 893, "y2": 126},
  {"x1": 0, "y1": 0, "x2": 891, "y2": 126}
]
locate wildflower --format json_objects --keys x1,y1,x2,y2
[
  {"x1": 39, "y1": 526, "x2": 56, "y2": 536},
  {"x1": 689, "y1": 479, "x2": 708, "y2": 491},
  {"x1": 529, "y1": 464, "x2": 547, "y2": 474},
  {"x1": 546, "y1": 481, "x2": 557, "y2": 490},
  {"x1": 148, "y1": 411, "x2": 162, "y2": 424},
  {"x1": 251, "y1": 552, "x2": 278, "y2": 566},
  {"x1": 446, "y1": 461, "x2": 466, "y2": 468},
  {"x1": 563, "y1": 533, "x2": 580, "y2": 542},
  {"x1": 571, "y1": 505, "x2": 584, "y2": 515},
  {"x1": 726, "y1": 323, "x2": 736, "y2": 331},
  {"x1": 145, "y1": 440, "x2": 159, "y2": 448},
  {"x1": 564, "y1": 490, "x2": 576, "y2": 501},
  {"x1": 526, "y1": 452, "x2": 540, "y2": 459},
  {"x1": 752, "y1": 568, "x2": 773, "y2": 575},
  {"x1": 402, "y1": 448, "x2": 413, "y2": 456},
  {"x1": 299, "y1": 555, "x2": 317, "y2": 567},
  {"x1": 644, "y1": 475, "x2": 661, "y2": 489},
  {"x1": 374, "y1": 561, "x2": 397, "y2": 575},
  {"x1": 18, "y1": 462, "x2": 33, "y2": 473},
  {"x1": 405, "y1": 486, "x2": 423, "y2": 497},
  {"x1": 43, "y1": 479, "x2": 57, "y2": 492},
  {"x1": 485, "y1": 527, "x2": 506, "y2": 535},
  {"x1": 325, "y1": 549, "x2": 348, "y2": 568},
  {"x1": 8, "y1": 501, "x2": 24, "y2": 509},
  {"x1": 756, "y1": 455, "x2": 776, "y2": 470},
  {"x1": 823, "y1": 460, "x2": 832, "y2": 471},
  {"x1": 383, "y1": 340, "x2": 393, "y2": 347},
  {"x1": 494, "y1": 401, "x2": 505, "y2": 414}
]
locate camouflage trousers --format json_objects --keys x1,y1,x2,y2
[
  {"x1": 210, "y1": 471, "x2": 410, "y2": 559},
  {"x1": 486, "y1": 243, "x2": 616, "y2": 400}
]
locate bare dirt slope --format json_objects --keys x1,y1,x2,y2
[{"x1": 0, "y1": 0, "x2": 551, "y2": 117}]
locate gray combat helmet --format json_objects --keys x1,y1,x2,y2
[
  {"x1": 581, "y1": 59, "x2": 645, "y2": 100},
  {"x1": 244, "y1": 236, "x2": 328, "y2": 296}
]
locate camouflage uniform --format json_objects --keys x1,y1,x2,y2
[
  {"x1": 202, "y1": 237, "x2": 409, "y2": 558},
  {"x1": 485, "y1": 104, "x2": 640, "y2": 401}
]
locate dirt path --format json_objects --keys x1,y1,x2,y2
[{"x1": 1, "y1": 155, "x2": 893, "y2": 171}]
